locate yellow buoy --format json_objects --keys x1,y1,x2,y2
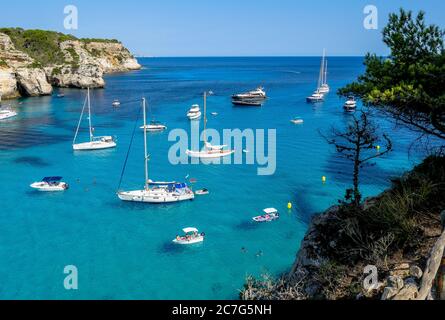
[
  {"x1": 288, "y1": 202, "x2": 292, "y2": 209},
  {"x1": 376, "y1": 145, "x2": 381, "y2": 151},
  {"x1": 322, "y1": 176, "x2": 327, "y2": 183}
]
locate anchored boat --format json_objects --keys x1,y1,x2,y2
[
  {"x1": 232, "y1": 87, "x2": 266, "y2": 106},
  {"x1": 73, "y1": 88, "x2": 117, "y2": 151},
  {"x1": 173, "y1": 227, "x2": 205, "y2": 245},
  {"x1": 186, "y1": 92, "x2": 235, "y2": 159},
  {"x1": 117, "y1": 98, "x2": 194, "y2": 204},
  {"x1": 30, "y1": 177, "x2": 69, "y2": 192},
  {"x1": 0, "y1": 109, "x2": 17, "y2": 120},
  {"x1": 343, "y1": 96, "x2": 357, "y2": 112},
  {"x1": 252, "y1": 208, "x2": 280, "y2": 223},
  {"x1": 187, "y1": 104, "x2": 202, "y2": 120}
]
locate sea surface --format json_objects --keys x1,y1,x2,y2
[{"x1": 0, "y1": 57, "x2": 423, "y2": 299}]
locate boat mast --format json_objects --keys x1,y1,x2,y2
[
  {"x1": 318, "y1": 51, "x2": 324, "y2": 90},
  {"x1": 203, "y1": 91, "x2": 207, "y2": 143},
  {"x1": 87, "y1": 88, "x2": 93, "y2": 142},
  {"x1": 142, "y1": 98, "x2": 149, "y2": 191},
  {"x1": 324, "y1": 59, "x2": 328, "y2": 85}
]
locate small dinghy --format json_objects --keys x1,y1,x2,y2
[
  {"x1": 112, "y1": 99, "x2": 121, "y2": 107},
  {"x1": 211, "y1": 112, "x2": 218, "y2": 116},
  {"x1": 30, "y1": 176, "x2": 69, "y2": 192},
  {"x1": 195, "y1": 189, "x2": 209, "y2": 195},
  {"x1": 290, "y1": 117, "x2": 304, "y2": 124},
  {"x1": 173, "y1": 227, "x2": 205, "y2": 245},
  {"x1": 252, "y1": 208, "x2": 279, "y2": 223}
]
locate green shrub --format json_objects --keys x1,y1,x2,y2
[{"x1": 0, "y1": 59, "x2": 8, "y2": 67}]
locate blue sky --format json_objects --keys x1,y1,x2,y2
[{"x1": 2, "y1": 0, "x2": 444, "y2": 56}]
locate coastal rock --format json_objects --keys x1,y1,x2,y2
[
  {"x1": 0, "y1": 66, "x2": 18, "y2": 99},
  {"x1": 409, "y1": 265, "x2": 423, "y2": 279},
  {"x1": 392, "y1": 283, "x2": 419, "y2": 300},
  {"x1": 387, "y1": 275, "x2": 404, "y2": 290},
  {"x1": 0, "y1": 30, "x2": 141, "y2": 99},
  {"x1": 390, "y1": 263, "x2": 410, "y2": 278},
  {"x1": 15, "y1": 67, "x2": 52, "y2": 96},
  {"x1": 381, "y1": 286, "x2": 400, "y2": 300},
  {"x1": 84, "y1": 41, "x2": 141, "y2": 72}
]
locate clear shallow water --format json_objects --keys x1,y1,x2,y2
[{"x1": 0, "y1": 57, "x2": 422, "y2": 299}]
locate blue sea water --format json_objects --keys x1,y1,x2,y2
[{"x1": 0, "y1": 57, "x2": 423, "y2": 299}]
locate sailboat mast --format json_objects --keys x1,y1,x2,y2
[
  {"x1": 142, "y1": 98, "x2": 149, "y2": 191},
  {"x1": 203, "y1": 91, "x2": 207, "y2": 143},
  {"x1": 324, "y1": 59, "x2": 328, "y2": 85},
  {"x1": 87, "y1": 88, "x2": 93, "y2": 142}
]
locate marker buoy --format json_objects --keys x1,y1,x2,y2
[
  {"x1": 288, "y1": 202, "x2": 292, "y2": 209},
  {"x1": 322, "y1": 176, "x2": 327, "y2": 183},
  {"x1": 376, "y1": 145, "x2": 381, "y2": 151}
]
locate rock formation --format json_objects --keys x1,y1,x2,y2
[{"x1": 0, "y1": 29, "x2": 141, "y2": 99}]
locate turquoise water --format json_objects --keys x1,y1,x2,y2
[{"x1": 0, "y1": 57, "x2": 422, "y2": 299}]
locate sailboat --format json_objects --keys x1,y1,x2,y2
[
  {"x1": 186, "y1": 92, "x2": 235, "y2": 159},
  {"x1": 307, "y1": 49, "x2": 328, "y2": 103},
  {"x1": 140, "y1": 102, "x2": 167, "y2": 131},
  {"x1": 319, "y1": 51, "x2": 330, "y2": 94},
  {"x1": 72, "y1": 88, "x2": 117, "y2": 151},
  {"x1": 117, "y1": 98, "x2": 194, "y2": 203}
]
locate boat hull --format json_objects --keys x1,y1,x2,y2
[
  {"x1": 73, "y1": 141, "x2": 117, "y2": 151},
  {"x1": 30, "y1": 182, "x2": 68, "y2": 192},
  {"x1": 186, "y1": 149, "x2": 235, "y2": 159},
  {"x1": 0, "y1": 111, "x2": 17, "y2": 120},
  {"x1": 118, "y1": 190, "x2": 195, "y2": 203},
  {"x1": 172, "y1": 236, "x2": 204, "y2": 245}
]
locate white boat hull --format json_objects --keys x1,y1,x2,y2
[
  {"x1": 118, "y1": 189, "x2": 195, "y2": 203},
  {"x1": 187, "y1": 112, "x2": 202, "y2": 120},
  {"x1": 186, "y1": 149, "x2": 235, "y2": 159},
  {"x1": 73, "y1": 140, "x2": 117, "y2": 151},
  {"x1": 0, "y1": 111, "x2": 17, "y2": 120},
  {"x1": 173, "y1": 236, "x2": 204, "y2": 245},
  {"x1": 140, "y1": 125, "x2": 167, "y2": 131},
  {"x1": 30, "y1": 182, "x2": 68, "y2": 192}
]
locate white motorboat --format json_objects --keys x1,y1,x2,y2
[
  {"x1": 30, "y1": 176, "x2": 69, "y2": 192},
  {"x1": 173, "y1": 227, "x2": 205, "y2": 245},
  {"x1": 306, "y1": 90, "x2": 324, "y2": 103},
  {"x1": 232, "y1": 87, "x2": 267, "y2": 106},
  {"x1": 187, "y1": 104, "x2": 202, "y2": 120},
  {"x1": 140, "y1": 120, "x2": 167, "y2": 132},
  {"x1": 112, "y1": 99, "x2": 121, "y2": 107},
  {"x1": 343, "y1": 96, "x2": 357, "y2": 112},
  {"x1": 117, "y1": 98, "x2": 194, "y2": 204},
  {"x1": 290, "y1": 117, "x2": 304, "y2": 124},
  {"x1": 73, "y1": 88, "x2": 117, "y2": 151},
  {"x1": 0, "y1": 109, "x2": 17, "y2": 120},
  {"x1": 252, "y1": 208, "x2": 280, "y2": 223},
  {"x1": 232, "y1": 87, "x2": 267, "y2": 100},
  {"x1": 187, "y1": 92, "x2": 235, "y2": 159}
]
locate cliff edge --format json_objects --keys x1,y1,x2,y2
[{"x1": 0, "y1": 28, "x2": 141, "y2": 99}]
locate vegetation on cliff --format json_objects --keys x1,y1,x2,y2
[
  {"x1": 0, "y1": 28, "x2": 121, "y2": 67},
  {"x1": 242, "y1": 9, "x2": 445, "y2": 300}
]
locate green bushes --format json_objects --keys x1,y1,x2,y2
[{"x1": 0, "y1": 59, "x2": 8, "y2": 67}]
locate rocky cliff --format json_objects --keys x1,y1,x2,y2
[{"x1": 0, "y1": 28, "x2": 141, "y2": 99}]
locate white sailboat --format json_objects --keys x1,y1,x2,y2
[
  {"x1": 186, "y1": 92, "x2": 235, "y2": 159},
  {"x1": 73, "y1": 88, "x2": 117, "y2": 151},
  {"x1": 307, "y1": 49, "x2": 329, "y2": 102},
  {"x1": 319, "y1": 51, "x2": 330, "y2": 94},
  {"x1": 117, "y1": 98, "x2": 194, "y2": 203}
]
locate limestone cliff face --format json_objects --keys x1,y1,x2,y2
[
  {"x1": 0, "y1": 32, "x2": 52, "y2": 98},
  {"x1": 0, "y1": 31, "x2": 141, "y2": 99}
]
